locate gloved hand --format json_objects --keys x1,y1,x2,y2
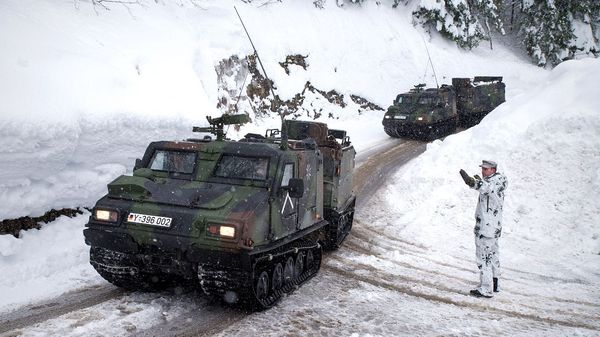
[{"x1": 459, "y1": 169, "x2": 475, "y2": 187}]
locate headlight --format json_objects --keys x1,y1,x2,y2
[
  {"x1": 384, "y1": 115, "x2": 392, "y2": 119},
  {"x1": 94, "y1": 209, "x2": 118, "y2": 222},
  {"x1": 417, "y1": 117, "x2": 424, "y2": 121},
  {"x1": 207, "y1": 224, "x2": 236, "y2": 239}
]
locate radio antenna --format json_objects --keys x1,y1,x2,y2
[
  {"x1": 234, "y1": 6, "x2": 277, "y2": 101},
  {"x1": 234, "y1": 6, "x2": 288, "y2": 149},
  {"x1": 420, "y1": 34, "x2": 439, "y2": 89}
]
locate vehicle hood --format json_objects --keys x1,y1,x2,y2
[{"x1": 107, "y1": 175, "x2": 268, "y2": 213}]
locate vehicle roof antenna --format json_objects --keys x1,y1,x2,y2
[
  {"x1": 234, "y1": 72, "x2": 249, "y2": 113},
  {"x1": 420, "y1": 33, "x2": 439, "y2": 89},
  {"x1": 234, "y1": 6, "x2": 288, "y2": 150}
]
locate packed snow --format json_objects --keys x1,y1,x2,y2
[{"x1": 0, "y1": 0, "x2": 598, "y2": 336}]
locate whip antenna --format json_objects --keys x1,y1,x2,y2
[
  {"x1": 234, "y1": 6, "x2": 288, "y2": 149},
  {"x1": 420, "y1": 34, "x2": 439, "y2": 89},
  {"x1": 234, "y1": 6, "x2": 277, "y2": 100}
]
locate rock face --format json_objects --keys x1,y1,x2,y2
[{"x1": 215, "y1": 54, "x2": 383, "y2": 121}]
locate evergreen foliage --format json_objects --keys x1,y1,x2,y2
[
  {"x1": 250, "y1": 0, "x2": 599, "y2": 67},
  {"x1": 413, "y1": 0, "x2": 487, "y2": 49},
  {"x1": 520, "y1": 0, "x2": 599, "y2": 66}
]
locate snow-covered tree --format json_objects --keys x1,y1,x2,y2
[
  {"x1": 246, "y1": 0, "x2": 598, "y2": 67},
  {"x1": 520, "y1": 0, "x2": 599, "y2": 67},
  {"x1": 413, "y1": 0, "x2": 487, "y2": 49},
  {"x1": 336, "y1": 0, "x2": 368, "y2": 6},
  {"x1": 471, "y1": 0, "x2": 505, "y2": 48}
]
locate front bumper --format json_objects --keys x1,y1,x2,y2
[
  {"x1": 84, "y1": 225, "x2": 250, "y2": 277},
  {"x1": 382, "y1": 119, "x2": 432, "y2": 137}
]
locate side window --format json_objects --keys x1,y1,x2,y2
[
  {"x1": 281, "y1": 163, "x2": 294, "y2": 188},
  {"x1": 150, "y1": 151, "x2": 166, "y2": 170}
]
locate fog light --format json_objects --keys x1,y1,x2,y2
[
  {"x1": 220, "y1": 226, "x2": 236, "y2": 238},
  {"x1": 207, "y1": 224, "x2": 236, "y2": 239},
  {"x1": 94, "y1": 209, "x2": 118, "y2": 222}
]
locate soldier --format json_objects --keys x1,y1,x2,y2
[{"x1": 459, "y1": 160, "x2": 508, "y2": 298}]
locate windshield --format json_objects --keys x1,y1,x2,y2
[
  {"x1": 149, "y1": 150, "x2": 196, "y2": 174},
  {"x1": 417, "y1": 96, "x2": 439, "y2": 105},
  {"x1": 214, "y1": 155, "x2": 269, "y2": 181},
  {"x1": 395, "y1": 95, "x2": 411, "y2": 105}
]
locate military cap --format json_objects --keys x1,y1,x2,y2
[{"x1": 479, "y1": 160, "x2": 497, "y2": 168}]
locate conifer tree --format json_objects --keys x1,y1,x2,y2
[
  {"x1": 413, "y1": 0, "x2": 502, "y2": 49},
  {"x1": 520, "y1": 0, "x2": 599, "y2": 66}
]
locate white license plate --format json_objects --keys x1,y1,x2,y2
[
  {"x1": 397, "y1": 115, "x2": 407, "y2": 120},
  {"x1": 127, "y1": 213, "x2": 172, "y2": 228}
]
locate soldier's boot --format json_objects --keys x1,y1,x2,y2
[
  {"x1": 469, "y1": 289, "x2": 492, "y2": 298},
  {"x1": 493, "y1": 278, "x2": 499, "y2": 292}
]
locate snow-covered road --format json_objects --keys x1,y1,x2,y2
[{"x1": 2, "y1": 136, "x2": 598, "y2": 337}]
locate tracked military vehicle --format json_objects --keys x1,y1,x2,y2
[
  {"x1": 83, "y1": 114, "x2": 355, "y2": 309},
  {"x1": 382, "y1": 76, "x2": 505, "y2": 139}
]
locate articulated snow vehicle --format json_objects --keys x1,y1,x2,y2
[
  {"x1": 382, "y1": 76, "x2": 505, "y2": 139},
  {"x1": 83, "y1": 114, "x2": 355, "y2": 309}
]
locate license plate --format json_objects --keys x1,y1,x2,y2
[
  {"x1": 127, "y1": 213, "x2": 172, "y2": 228},
  {"x1": 397, "y1": 115, "x2": 407, "y2": 120}
]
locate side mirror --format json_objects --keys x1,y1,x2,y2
[
  {"x1": 134, "y1": 158, "x2": 142, "y2": 170},
  {"x1": 286, "y1": 178, "x2": 304, "y2": 198}
]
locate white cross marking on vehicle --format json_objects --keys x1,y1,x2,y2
[{"x1": 282, "y1": 191, "x2": 294, "y2": 214}]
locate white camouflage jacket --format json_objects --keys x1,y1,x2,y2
[{"x1": 472, "y1": 172, "x2": 508, "y2": 238}]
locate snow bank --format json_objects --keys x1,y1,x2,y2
[
  {"x1": 383, "y1": 58, "x2": 600, "y2": 277},
  {"x1": 0, "y1": 212, "x2": 104, "y2": 312}
]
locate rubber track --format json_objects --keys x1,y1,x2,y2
[{"x1": 199, "y1": 239, "x2": 322, "y2": 310}]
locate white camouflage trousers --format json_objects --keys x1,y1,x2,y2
[{"x1": 475, "y1": 235, "x2": 500, "y2": 296}]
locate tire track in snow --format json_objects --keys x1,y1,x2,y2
[
  {"x1": 323, "y1": 257, "x2": 600, "y2": 331},
  {"x1": 349, "y1": 226, "x2": 475, "y2": 274},
  {"x1": 0, "y1": 285, "x2": 125, "y2": 335},
  {"x1": 348, "y1": 222, "x2": 600, "y2": 310},
  {"x1": 343, "y1": 235, "x2": 476, "y2": 284},
  {"x1": 331, "y1": 246, "x2": 600, "y2": 323},
  {"x1": 131, "y1": 301, "x2": 248, "y2": 337}
]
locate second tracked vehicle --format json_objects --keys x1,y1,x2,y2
[
  {"x1": 383, "y1": 76, "x2": 506, "y2": 139},
  {"x1": 83, "y1": 114, "x2": 355, "y2": 310}
]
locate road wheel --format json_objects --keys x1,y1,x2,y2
[
  {"x1": 306, "y1": 249, "x2": 315, "y2": 269},
  {"x1": 294, "y1": 252, "x2": 305, "y2": 278},
  {"x1": 272, "y1": 263, "x2": 283, "y2": 291},
  {"x1": 255, "y1": 271, "x2": 269, "y2": 300},
  {"x1": 283, "y1": 256, "x2": 295, "y2": 285}
]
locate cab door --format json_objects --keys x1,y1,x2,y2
[{"x1": 279, "y1": 160, "x2": 298, "y2": 233}]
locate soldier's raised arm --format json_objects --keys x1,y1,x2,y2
[{"x1": 474, "y1": 173, "x2": 507, "y2": 195}]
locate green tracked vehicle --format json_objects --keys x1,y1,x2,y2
[
  {"x1": 83, "y1": 114, "x2": 355, "y2": 309},
  {"x1": 382, "y1": 76, "x2": 506, "y2": 139}
]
